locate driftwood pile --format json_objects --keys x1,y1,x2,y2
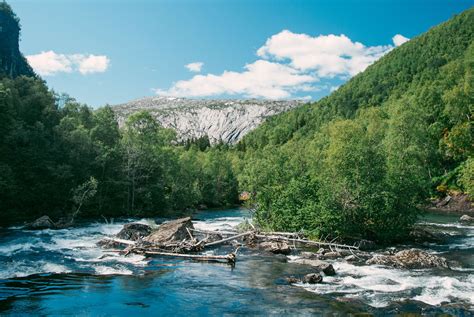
[{"x1": 98, "y1": 217, "x2": 361, "y2": 265}]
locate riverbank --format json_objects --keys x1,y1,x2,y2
[{"x1": 424, "y1": 193, "x2": 474, "y2": 215}]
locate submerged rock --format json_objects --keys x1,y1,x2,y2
[
  {"x1": 366, "y1": 248, "x2": 449, "y2": 269},
  {"x1": 260, "y1": 241, "x2": 291, "y2": 255},
  {"x1": 285, "y1": 276, "x2": 300, "y2": 284},
  {"x1": 116, "y1": 223, "x2": 152, "y2": 241},
  {"x1": 460, "y1": 214, "x2": 474, "y2": 224},
  {"x1": 25, "y1": 215, "x2": 56, "y2": 230},
  {"x1": 302, "y1": 273, "x2": 323, "y2": 284},
  {"x1": 145, "y1": 217, "x2": 194, "y2": 244}
]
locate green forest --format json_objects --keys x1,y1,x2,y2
[{"x1": 0, "y1": 3, "x2": 472, "y2": 243}]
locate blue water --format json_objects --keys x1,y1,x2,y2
[{"x1": 0, "y1": 209, "x2": 473, "y2": 316}]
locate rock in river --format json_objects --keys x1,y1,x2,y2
[
  {"x1": 145, "y1": 217, "x2": 194, "y2": 244},
  {"x1": 292, "y1": 258, "x2": 336, "y2": 276},
  {"x1": 302, "y1": 273, "x2": 323, "y2": 284},
  {"x1": 116, "y1": 223, "x2": 152, "y2": 241},
  {"x1": 260, "y1": 241, "x2": 291, "y2": 255},
  {"x1": 460, "y1": 214, "x2": 474, "y2": 224},
  {"x1": 366, "y1": 248, "x2": 449, "y2": 269}
]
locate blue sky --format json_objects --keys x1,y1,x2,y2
[{"x1": 8, "y1": 0, "x2": 474, "y2": 107}]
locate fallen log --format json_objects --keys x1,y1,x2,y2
[
  {"x1": 189, "y1": 228, "x2": 237, "y2": 236},
  {"x1": 98, "y1": 237, "x2": 136, "y2": 247},
  {"x1": 205, "y1": 231, "x2": 254, "y2": 247},
  {"x1": 142, "y1": 250, "x2": 237, "y2": 264},
  {"x1": 255, "y1": 235, "x2": 359, "y2": 250},
  {"x1": 259, "y1": 231, "x2": 305, "y2": 237}
]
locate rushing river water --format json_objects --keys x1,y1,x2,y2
[{"x1": 0, "y1": 209, "x2": 473, "y2": 316}]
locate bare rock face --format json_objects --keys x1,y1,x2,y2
[
  {"x1": 145, "y1": 217, "x2": 194, "y2": 244},
  {"x1": 25, "y1": 215, "x2": 56, "y2": 230},
  {"x1": 116, "y1": 223, "x2": 152, "y2": 241},
  {"x1": 260, "y1": 241, "x2": 291, "y2": 255},
  {"x1": 113, "y1": 97, "x2": 305, "y2": 144},
  {"x1": 366, "y1": 249, "x2": 449, "y2": 269}
]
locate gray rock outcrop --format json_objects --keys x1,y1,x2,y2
[{"x1": 113, "y1": 97, "x2": 305, "y2": 144}]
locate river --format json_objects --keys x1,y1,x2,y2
[{"x1": 0, "y1": 209, "x2": 473, "y2": 316}]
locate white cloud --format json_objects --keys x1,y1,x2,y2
[
  {"x1": 26, "y1": 51, "x2": 73, "y2": 76},
  {"x1": 185, "y1": 62, "x2": 203, "y2": 72},
  {"x1": 74, "y1": 54, "x2": 110, "y2": 74},
  {"x1": 26, "y1": 51, "x2": 110, "y2": 76},
  {"x1": 155, "y1": 31, "x2": 404, "y2": 99},
  {"x1": 156, "y1": 60, "x2": 316, "y2": 99},
  {"x1": 257, "y1": 30, "x2": 392, "y2": 77},
  {"x1": 392, "y1": 34, "x2": 409, "y2": 46}
]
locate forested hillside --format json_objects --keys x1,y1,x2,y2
[{"x1": 236, "y1": 8, "x2": 473, "y2": 242}]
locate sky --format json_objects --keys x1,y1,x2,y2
[{"x1": 7, "y1": 0, "x2": 474, "y2": 107}]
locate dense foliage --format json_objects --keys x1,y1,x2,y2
[
  {"x1": 236, "y1": 8, "x2": 473, "y2": 242},
  {"x1": 0, "y1": 80, "x2": 238, "y2": 225}
]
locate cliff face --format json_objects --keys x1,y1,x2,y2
[
  {"x1": 113, "y1": 97, "x2": 305, "y2": 144},
  {"x1": 0, "y1": 3, "x2": 35, "y2": 78}
]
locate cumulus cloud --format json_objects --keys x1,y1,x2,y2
[
  {"x1": 156, "y1": 60, "x2": 316, "y2": 99},
  {"x1": 392, "y1": 34, "x2": 409, "y2": 46},
  {"x1": 257, "y1": 30, "x2": 392, "y2": 77},
  {"x1": 155, "y1": 31, "x2": 405, "y2": 99},
  {"x1": 185, "y1": 62, "x2": 204, "y2": 72},
  {"x1": 26, "y1": 51, "x2": 110, "y2": 76}
]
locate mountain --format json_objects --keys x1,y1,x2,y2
[
  {"x1": 0, "y1": 3, "x2": 35, "y2": 78},
  {"x1": 113, "y1": 97, "x2": 305, "y2": 144}
]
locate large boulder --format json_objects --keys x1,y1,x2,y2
[
  {"x1": 260, "y1": 241, "x2": 291, "y2": 255},
  {"x1": 145, "y1": 217, "x2": 194, "y2": 244},
  {"x1": 366, "y1": 249, "x2": 449, "y2": 269},
  {"x1": 460, "y1": 214, "x2": 474, "y2": 224},
  {"x1": 25, "y1": 215, "x2": 56, "y2": 230},
  {"x1": 116, "y1": 223, "x2": 152, "y2": 241},
  {"x1": 292, "y1": 258, "x2": 336, "y2": 276}
]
